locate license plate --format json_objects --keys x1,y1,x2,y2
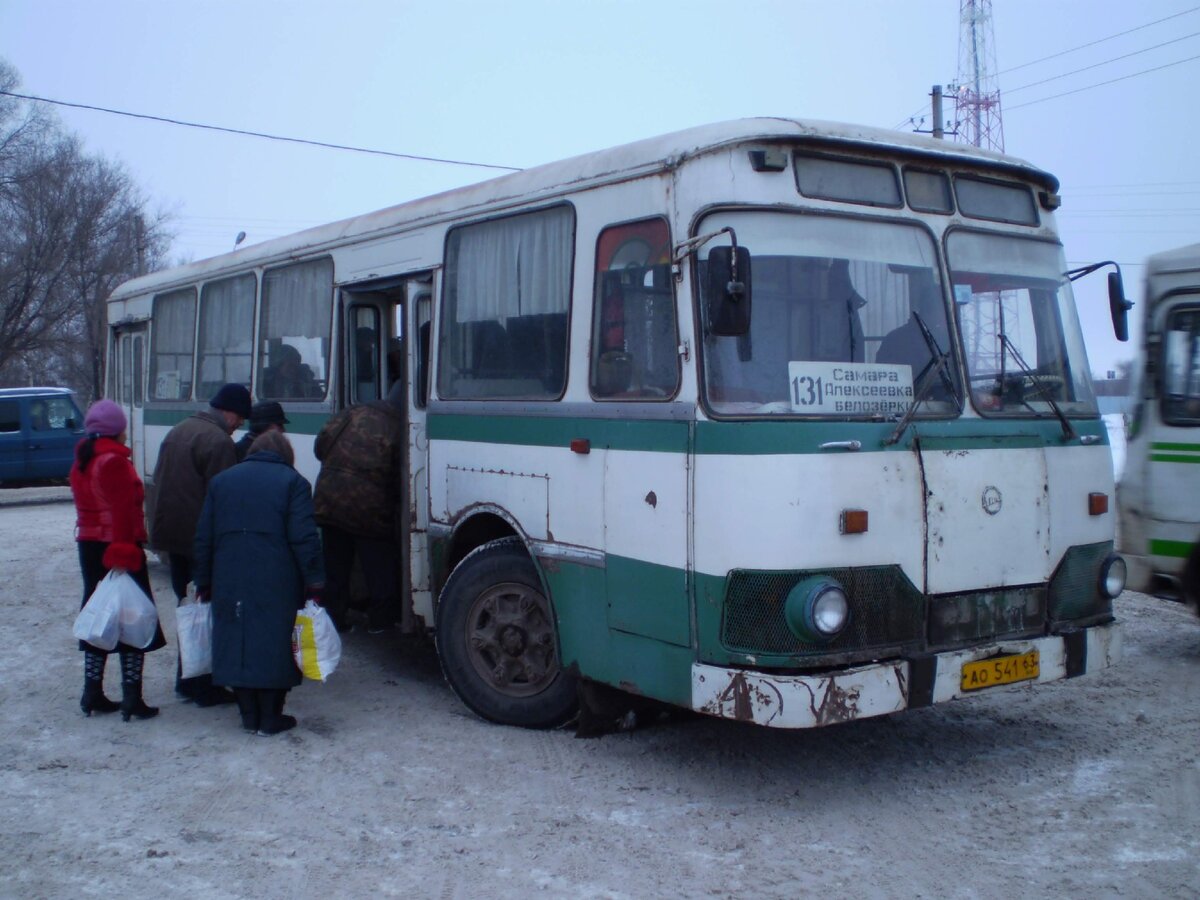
[{"x1": 960, "y1": 650, "x2": 1040, "y2": 692}]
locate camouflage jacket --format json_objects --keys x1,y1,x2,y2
[{"x1": 312, "y1": 402, "x2": 404, "y2": 538}]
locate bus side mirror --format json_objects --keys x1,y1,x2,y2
[
  {"x1": 706, "y1": 245, "x2": 752, "y2": 336},
  {"x1": 1108, "y1": 270, "x2": 1133, "y2": 342}
]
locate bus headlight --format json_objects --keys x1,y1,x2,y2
[
  {"x1": 1100, "y1": 554, "x2": 1127, "y2": 599},
  {"x1": 785, "y1": 577, "x2": 850, "y2": 642}
]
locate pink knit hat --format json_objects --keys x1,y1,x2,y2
[{"x1": 83, "y1": 399, "x2": 127, "y2": 437}]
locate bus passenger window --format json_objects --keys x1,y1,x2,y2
[
  {"x1": 148, "y1": 287, "x2": 197, "y2": 400},
  {"x1": 197, "y1": 273, "x2": 255, "y2": 398},
  {"x1": 257, "y1": 258, "x2": 333, "y2": 401},
  {"x1": 439, "y1": 206, "x2": 573, "y2": 400},
  {"x1": 589, "y1": 218, "x2": 678, "y2": 400}
]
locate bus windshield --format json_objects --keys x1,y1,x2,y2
[
  {"x1": 700, "y1": 211, "x2": 958, "y2": 418},
  {"x1": 948, "y1": 231, "x2": 1098, "y2": 417},
  {"x1": 1162, "y1": 304, "x2": 1200, "y2": 426}
]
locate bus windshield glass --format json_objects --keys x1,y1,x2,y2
[
  {"x1": 1162, "y1": 303, "x2": 1200, "y2": 426},
  {"x1": 947, "y1": 232, "x2": 1097, "y2": 417},
  {"x1": 700, "y1": 211, "x2": 958, "y2": 418}
]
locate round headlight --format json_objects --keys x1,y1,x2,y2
[
  {"x1": 785, "y1": 577, "x2": 850, "y2": 642},
  {"x1": 1100, "y1": 554, "x2": 1127, "y2": 599},
  {"x1": 811, "y1": 587, "x2": 850, "y2": 635}
]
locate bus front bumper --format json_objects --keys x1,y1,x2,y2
[{"x1": 691, "y1": 621, "x2": 1121, "y2": 729}]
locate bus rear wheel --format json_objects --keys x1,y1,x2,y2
[{"x1": 435, "y1": 537, "x2": 577, "y2": 728}]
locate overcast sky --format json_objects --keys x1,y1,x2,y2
[{"x1": 3, "y1": 0, "x2": 1198, "y2": 374}]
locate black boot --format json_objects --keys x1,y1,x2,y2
[
  {"x1": 81, "y1": 651, "x2": 118, "y2": 715},
  {"x1": 119, "y1": 651, "x2": 159, "y2": 722},
  {"x1": 120, "y1": 682, "x2": 160, "y2": 722},
  {"x1": 233, "y1": 689, "x2": 259, "y2": 733},
  {"x1": 255, "y1": 690, "x2": 296, "y2": 736},
  {"x1": 81, "y1": 680, "x2": 120, "y2": 716}
]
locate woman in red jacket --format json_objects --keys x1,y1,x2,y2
[{"x1": 70, "y1": 399, "x2": 166, "y2": 720}]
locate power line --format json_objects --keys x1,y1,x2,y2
[
  {"x1": 898, "y1": 9, "x2": 1200, "y2": 131},
  {"x1": 1005, "y1": 30, "x2": 1200, "y2": 95},
  {"x1": 1006, "y1": 52, "x2": 1200, "y2": 111},
  {"x1": 0, "y1": 89, "x2": 523, "y2": 173},
  {"x1": 995, "y1": 6, "x2": 1200, "y2": 77}
]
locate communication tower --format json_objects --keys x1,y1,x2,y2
[
  {"x1": 951, "y1": 0, "x2": 1005, "y2": 151},
  {"x1": 950, "y1": 0, "x2": 1013, "y2": 371}
]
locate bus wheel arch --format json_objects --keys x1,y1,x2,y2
[{"x1": 434, "y1": 535, "x2": 577, "y2": 728}]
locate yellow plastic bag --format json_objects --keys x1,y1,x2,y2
[{"x1": 292, "y1": 600, "x2": 341, "y2": 681}]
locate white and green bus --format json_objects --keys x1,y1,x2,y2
[
  {"x1": 1118, "y1": 242, "x2": 1200, "y2": 617},
  {"x1": 106, "y1": 118, "x2": 1128, "y2": 729}
]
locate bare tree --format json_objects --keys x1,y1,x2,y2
[{"x1": 0, "y1": 59, "x2": 170, "y2": 399}]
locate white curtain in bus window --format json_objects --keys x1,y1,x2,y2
[
  {"x1": 148, "y1": 287, "x2": 197, "y2": 400},
  {"x1": 258, "y1": 258, "x2": 333, "y2": 400},
  {"x1": 197, "y1": 273, "x2": 255, "y2": 399},
  {"x1": 440, "y1": 206, "x2": 573, "y2": 399},
  {"x1": 589, "y1": 218, "x2": 678, "y2": 399}
]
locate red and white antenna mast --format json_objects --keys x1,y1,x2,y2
[{"x1": 952, "y1": 0, "x2": 1005, "y2": 152}]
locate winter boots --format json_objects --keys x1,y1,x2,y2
[
  {"x1": 80, "y1": 680, "x2": 120, "y2": 716},
  {"x1": 119, "y1": 651, "x2": 158, "y2": 722},
  {"x1": 80, "y1": 650, "x2": 119, "y2": 716},
  {"x1": 120, "y1": 682, "x2": 160, "y2": 722},
  {"x1": 255, "y1": 689, "x2": 296, "y2": 736},
  {"x1": 234, "y1": 689, "x2": 259, "y2": 733}
]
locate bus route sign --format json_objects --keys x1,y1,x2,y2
[{"x1": 786, "y1": 361, "x2": 914, "y2": 416}]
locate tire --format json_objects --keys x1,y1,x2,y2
[
  {"x1": 435, "y1": 537, "x2": 577, "y2": 728},
  {"x1": 1182, "y1": 542, "x2": 1200, "y2": 615}
]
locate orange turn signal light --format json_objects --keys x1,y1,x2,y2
[
  {"x1": 840, "y1": 509, "x2": 869, "y2": 535},
  {"x1": 1088, "y1": 492, "x2": 1109, "y2": 516}
]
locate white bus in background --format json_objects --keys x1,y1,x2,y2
[
  {"x1": 106, "y1": 118, "x2": 1129, "y2": 729},
  {"x1": 1118, "y1": 242, "x2": 1200, "y2": 615}
]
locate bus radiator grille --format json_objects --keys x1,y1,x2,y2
[
  {"x1": 721, "y1": 566, "x2": 924, "y2": 657},
  {"x1": 1047, "y1": 541, "x2": 1115, "y2": 625}
]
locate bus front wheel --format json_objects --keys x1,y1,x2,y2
[{"x1": 435, "y1": 537, "x2": 577, "y2": 728}]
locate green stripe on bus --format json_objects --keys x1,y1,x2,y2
[
  {"x1": 694, "y1": 419, "x2": 1078, "y2": 455},
  {"x1": 1150, "y1": 454, "x2": 1200, "y2": 464},
  {"x1": 143, "y1": 407, "x2": 333, "y2": 435},
  {"x1": 427, "y1": 414, "x2": 688, "y2": 452},
  {"x1": 1149, "y1": 539, "x2": 1195, "y2": 559},
  {"x1": 428, "y1": 412, "x2": 1107, "y2": 455},
  {"x1": 1150, "y1": 442, "x2": 1200, "y2": 451}
]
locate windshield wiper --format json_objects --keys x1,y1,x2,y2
[
  {"x1": 997, "y1": 333, "x2": 1077, "y2": 441},
  {"x1": 884, "y1": 313, "x2": 958, "y2": 446}
]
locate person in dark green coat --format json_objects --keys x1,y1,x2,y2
[{"x1": 193, "y1": 430, "x2": 325, "y2": 735}]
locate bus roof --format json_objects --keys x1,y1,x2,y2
[
  {"x1": 110, "y1": 117, "x2": 1056, "y2": 301},
  {"x1": 1145, "y1": 242, "x2": 1200, "y2": 277}
]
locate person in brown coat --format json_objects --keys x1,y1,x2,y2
[
  {"x1": 313, "y1": 382, "x2": 404, "y2": 633},
  {"x1": 150, "y1": 382, "x2": 250, "y2": 705}
]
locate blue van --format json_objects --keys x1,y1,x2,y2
[{"x1": 0, "y1": 387, "x2": 85, "y2": 483}]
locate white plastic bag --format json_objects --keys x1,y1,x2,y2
[
  {"x1": 112, "y1": 570, "x2": 158, "y2": 649},
  {"x1": 72, "y1": 572, "x2": 122, "y2": 650},
  {"x1": 292, "y1": 600, "x2": 341, "y2": 681},
  {"x1": 177, "y1": 597, "x2": 213, "y2": 678}
]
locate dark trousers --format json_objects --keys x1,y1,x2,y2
[
  {"x1": 321, "y1": 525, "x2": 398, "y2": 629},
  {"x1": 168, "y1": 552, "x2": 214, "y2": 698}
]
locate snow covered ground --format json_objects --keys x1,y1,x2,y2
[{"x1": 1, "y1": 490, "x2": 1196, "y2": 898}]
